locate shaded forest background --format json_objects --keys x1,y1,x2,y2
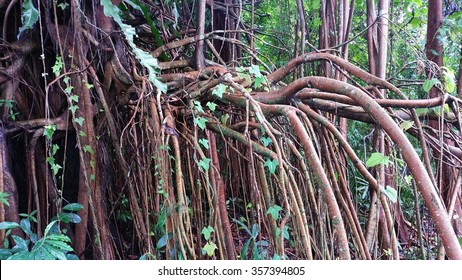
[{"x1": 0, "y1": 0, "x2": 462, "y2": 260}]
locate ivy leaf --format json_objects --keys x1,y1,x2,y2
[
  {"x1": 422, "y1": 78, "x2": 440, "y2": 93},
  {"x1": 69, "y1": 105, "x2": 79, "y2": 114},
  {"x1": 51, "y1": 164, "x2": 62, "y2": 175},
  {"x1": 83, "y1": 145, "x2": 94, "y2": 155},
  {"x1": 399, "y1": 120, "x2": 414, "y2": 131},
  {"x1": 74, "y1": 117, "x2": 84, "y2": 126},
  {"x1": 366, "y1": 152, "x2": 390, "y2": 167},
  {"x1": 43, "y1": 125, "x2": 57, "y2": 140},
  {"x1": 260, "y1": 137, "x2": 272, "y2": 147},
  {"x1": 201, "y1": 226, "x2": 215, "y2": 241},
  {"x1": 198, "y1": 158, "x2": 211, "y2": 172},
  {"x1": 266, "y1": 205, "x2": 282, "y2": 220},
  {"x1": 202, "y1": 241, "x2": 217, "y2": 257},
  {"x1": 212, "y1": 84, "x2": 226, "y2": 98},
  {"x1": 18, "y1": 0, "x2": 39, "y2": 37},
  {"x1": 264, "y1": 158, "x2": 279, "y2": 174},
  {"x1": 253, "y1": 76, "x2": 266, "y2": 89},
  {"x1": 193, "y1": 117, "x2": 208, "y2": 130},
  {"x1": 380, "y1": 185, "x2": 398, "y2": 203},
  {"x1": 52, "y1": 56, "x2": 63, "y2": 77},
  {"x1": 206, "y1": 102, "x2": 217, "y2": 112},
  {"x1": 198, "y1": 138, "x2": 209, "y2": 149},
  {"x1": 193, "y1": 101, "x2": 204, "y2": 113}
]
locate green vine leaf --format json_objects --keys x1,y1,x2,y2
[
  {"x1": 74, "y1": 117, "x2": 84, "y2": 126},
  {"x1": 202, "y1": 241, "x2": 217, "y2": 257},
  {"x1": 83, "y1": 145, "x2": 94, "y2": 155},
  {"x1": 0, "y1": 192, "x2": 10, "y2": 207},
  {"x1": 201, "y1": 226, "x2": 215, "y2": 241},
  {"x1": 198, "y1": 157, "x2": 211, "y2": 171},
  {"x1": 101, "y1": 0, "x2": 166, "y2": 93},
  {"x1": 399, "y1": 120, "x2": 414, "y2": 131},
  {"x1": 206, "y1": 102, "x2": 217, "y2": 111},
  {"x1": 52, "y1": 56, "x2": 63, "y2": 77},
  {"x1": 198, "y1": 138, "x2": 209, "y2": 149},
  {"x1": 264, "y1": 158, "x2": 279, "y2": 174},
  {"x1": 366, "y1": 152, "x2": 390, "y2": 167},
  {"x1": 193, "y1": 117, "x2": 208, "y2": 130},
  {"x1": 19, "y1": 0, "x2": 39, "y2": 37},
  {"x1": 43, "y1": 125, "x2": 57, "y2": 140},
  {"x1": 422, "y1": 78, "x2": 440, "y2": 93},
  {"x1": 212, "y1": 84, "x2": 226, "y2": 98},
  {"x1": 260, "y1": 137, "x2": 272, "y2": 147},
  {"x1": 266, "y1": 205, "x2": 282, "y2": 220},
  {"x1": 380, "y1": 185, "x2": 398, "y2": 203}
]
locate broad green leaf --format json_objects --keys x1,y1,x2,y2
[
  {"x1": 63, "y1": 203, "x2": 84, "y2": 212},
  {"x1": 264, "y1": 158, "x2": 279, "y2": 174},
  {"x1": 380, "y1": 185, "x2": 398, "y2": 203},
  {"x1": 0, "y1": 222, "x2": 20, "y2": 230},
  {"x1": 366, "y1": 152, "x2": 390, "y2": 167},
  {"x1": 266, "y1": 205, "x2": 282, "y2": 220},
  {"x1": 251, "y1": 224, "x2": 259, "y2": 239},
  {"x1": 20, "y1": 219, "x2": 32, "y2": 236},
  {"x1": 101, "y1": 0, "x2": 166, "y2": 92},
  {"x1": 12, "y1": 235, "x2": 29, "y2": 252},
  {"x1": 202, "y1": 241, "x2": 217, "y2": 257},
  {"x1": 201, "y1": 226, "x2": 215, "y2": 241},
  {"x1": 58, "y1": 213, "x2": 81, "y2": 224},
  {"x1": 18, "y1": 0, "x2": 39, "y2": 36},
  {"x1": 422, "y1": 78, "x2": 440, "y2": 93},
  {"x1": 240, "y1": 239, "x2": 251, "y2": 260},
  {"x1": 44, "y1": 220, "x2": 59, "y2": 237},
  {"x1": 0, "y1": 192, "x2": 10, "y2": 207},
  {"x1": 272, "y1": 254, "x2": 282, "y2": 260}
]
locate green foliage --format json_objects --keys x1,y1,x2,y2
[
  {"x1": 0, "y1": 99, "x2": 18, "y2": 120},
  {"x1": 264, "y1": 158, "x2": 279, "y2": 174},
  {"x1": 18, "y1": 0, "x2": 39, "y2": 37},
  {"x1": 193, "y1": 117, "x2": 208, "y2": 130},
  {"x1": 380, "y1": 185, "x2": 398, "y2": 203},
  {"x1": 0, "y1": 192, "x2": 10, "y2": 206},
  {"x1": 266, "y1": 204, "x2": 282, "y2": 220},
  {"x1": 260, "y1": 136, "x2": 273, "y2": 147},
  {"x1": 202, "y1": 241, "x2": 217, "y2": 257},
  {"x1": 101, "y1": 0, "x2": 166, "y2": 92},
  {"x1": 43, "y1": 124, "x2": 57, "y2": 140},
  {"x1": 422, "y1": 78, "x2": 440, "y2": 93},
  {"x1": 365, "y1": 152, "x2": 390, "y2": 168},
  {"x1": 232, "y1": 219, "x2": 270, "y2": 259},
  {"x1": 0, "y1": 204, "x2": 82, "y2": 260},
  {"x1": 201, "y1": 226, "x2": 215, "y2": 240},
  {"x1": 198, "y1": 157, "x2": 211, "y2": 171},
  {"x1": 212, "y1": 84, "x2": 227, "y2": 98}
]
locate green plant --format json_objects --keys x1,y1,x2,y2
[
  {"x1": 0, "y1": 203, "x2": 83, "y2": 260},
  {"x1": 232, "y1": 219, "x2": 270, "y2": 260}
]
